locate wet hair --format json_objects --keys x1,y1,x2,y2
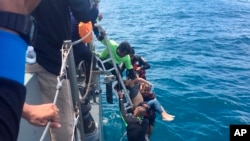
[
  {"x1": 118, "y1": 41, "x2": 131, "y2": 54},
  {"x1": 137, "y1": 102, "x2": 150, "y2": 112}
]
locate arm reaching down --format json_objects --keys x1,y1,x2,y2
[{"x1": 118, "y1": 91, "x2": 127, "y2": 121}]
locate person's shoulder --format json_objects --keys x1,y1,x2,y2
[
  {"x1": 134, "y1": 54, "x2": 142, "y2": 59},
  {"x1": 0, "y1": 77, "x2": 26, "y2": 94},
  {"x1": 109, "y1": 40, "x2": 119, "y2": 46},
  {"x1": 123, "y1": 55, "x2": 131, "y2": 60}
]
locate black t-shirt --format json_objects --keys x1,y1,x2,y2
[
  {"x1": 31, "y1": 0, "x2": 93, "y2": 75},
  {"x1": 0, "y1": 78, "x2": 26, "y2": 141}
]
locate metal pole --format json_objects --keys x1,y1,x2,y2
[{"x1": 64, "y1": 40, "x2": 85, "y2": 141}]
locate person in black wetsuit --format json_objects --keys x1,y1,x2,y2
[
  {"x1": 121, "y1": 47, "x2": 150, "y2": 80},
  {"x1": 118, "y1": 91, "x2": 149, "y2": 141}
]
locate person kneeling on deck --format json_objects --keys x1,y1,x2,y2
[
  {"x1": 118, "y1": 91, "x2": 149, "y2": 141},
  {"x1": 96, "y1": 31, "x2": 136, "y2": 103},
  {"x1": 97, "y1": 31, "x2": 136, "y2": 89}
]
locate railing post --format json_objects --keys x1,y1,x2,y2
[{"x1": 64, "y1": 40, "x2": 85, "y2": 141}]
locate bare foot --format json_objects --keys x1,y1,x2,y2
[{"x1": 162, "y1": 112, "x2": 175, "y2": 121}]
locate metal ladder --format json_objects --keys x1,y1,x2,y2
[{"x1": 95, "y1": 24, "x2": 133, "y2": 110}]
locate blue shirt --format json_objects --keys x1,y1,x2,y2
[{"x1": 0, "y1": 30, "x2": 27, "y2": 84}]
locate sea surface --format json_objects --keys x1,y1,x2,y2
[{"x1": 94, "y1": 0, "x2": 250, "y2": 141}]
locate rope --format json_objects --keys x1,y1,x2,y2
[
  {"x1": 72, "y1": 30, "x2": 92, "y2": 46},
  {"x1": 71, "y1": 114, "x2": 80, "y2": 141},
  {"x1": 81, "y1": 44, "x2": 95, "y2": 101}
]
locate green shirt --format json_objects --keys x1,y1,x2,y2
[{"x1": 100, "y1": 39, "x2": 133, "y2": 69}]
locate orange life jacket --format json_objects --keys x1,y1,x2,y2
[{"x1": 78, "y1": 21, "x2": 93, "y2": 43}]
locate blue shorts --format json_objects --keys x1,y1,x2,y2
[{"x1": 0, "y1": 30, "x2": 27, "y2": 84}]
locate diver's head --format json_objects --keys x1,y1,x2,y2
[{"x1": 117, "y1": 41, "x2": 131, "y2": 57}]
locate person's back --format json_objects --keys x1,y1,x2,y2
[
  {"x1": 118, "y1": 92, "x2": 149, "y2": 141},
  {"x1": 32, "y1": 0, "x2": 92, "y2": 74},
  {"x1": 126, "y1": 117, "x2": 149, "y2": 141}
]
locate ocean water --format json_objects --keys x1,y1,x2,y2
[{"x1": 95, "y1": 0, "x2": 250, "y2": 141}]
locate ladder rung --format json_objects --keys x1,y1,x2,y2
[
  {"x1": 91, "y1": 70, "x2": 111, "y2": 75},
  {"x1": 125, "y1": 105, "x2": 133, "y2": 110},
  {"x1": 102, "y1": 58, "x2": 112, "y2": 63},
  {"x1": 107, "y1": 68, "x2": 115, "y2": 72}
]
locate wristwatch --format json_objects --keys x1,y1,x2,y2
[{"x1": 0, "y1": 11, "x2": 36, "y2": 44}]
